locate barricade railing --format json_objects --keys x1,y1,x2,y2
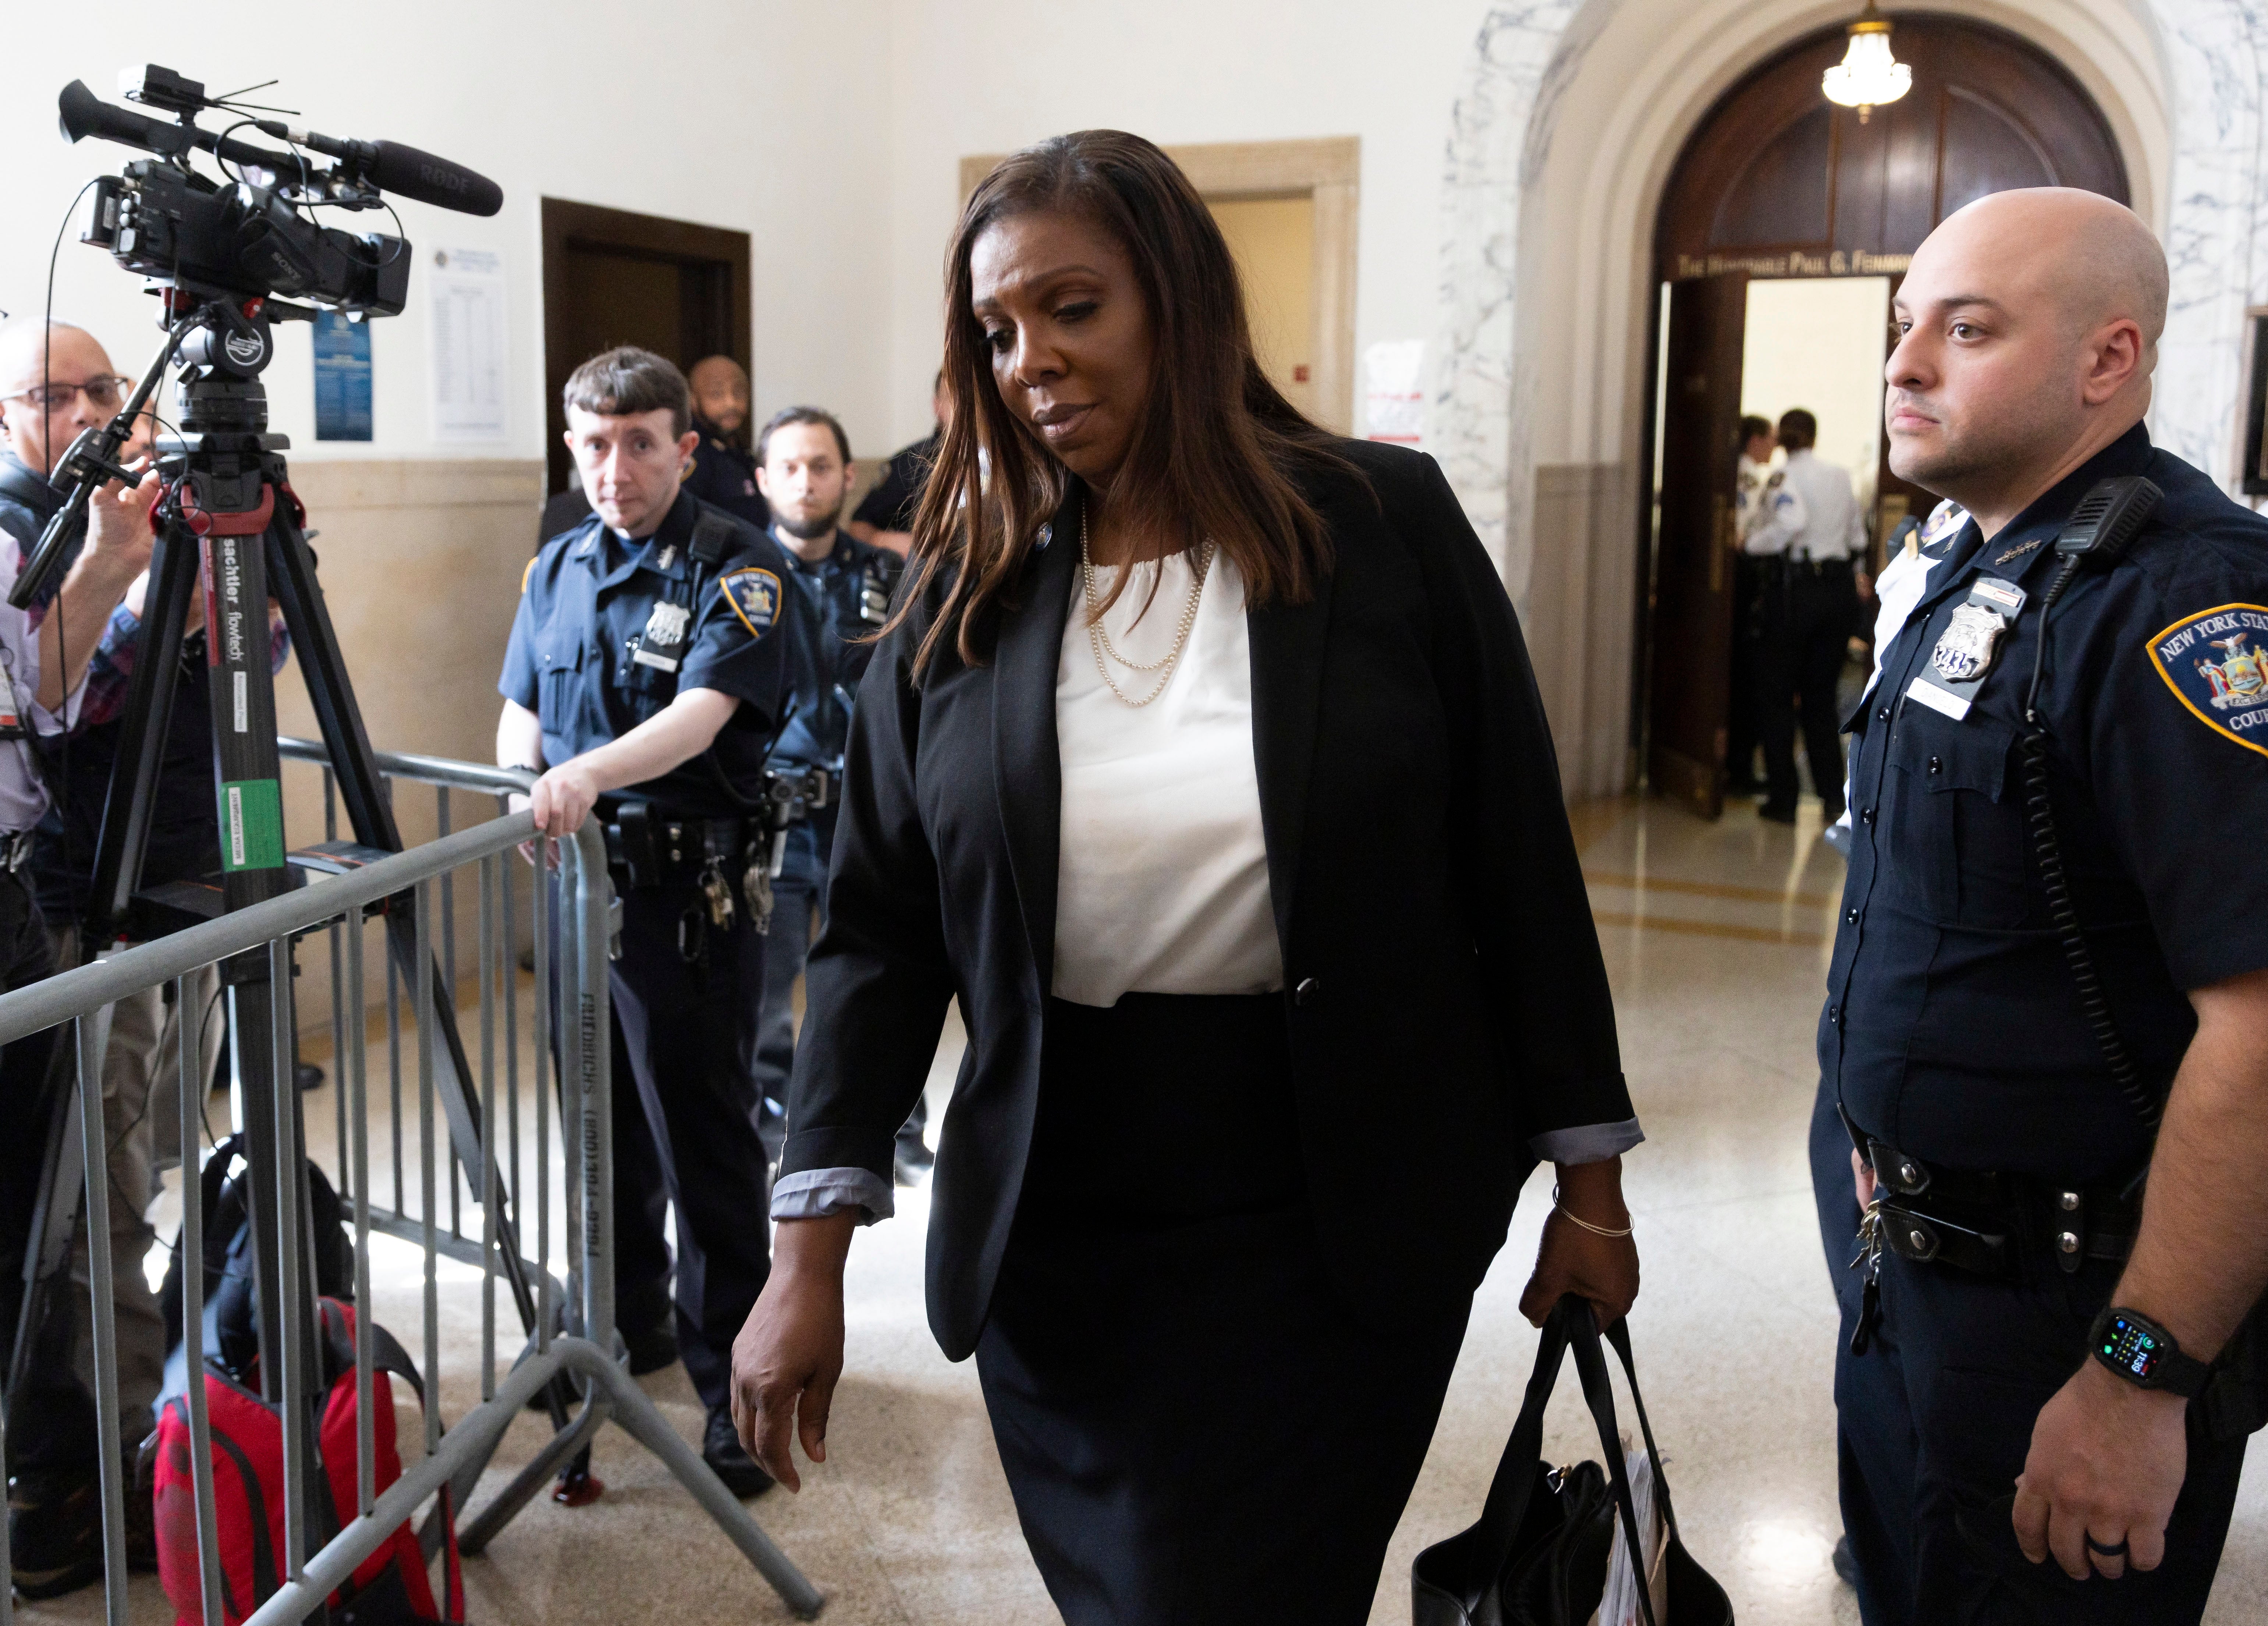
[{"x1": 0, "y1": 740, "x2": 821, "y2": 1624}]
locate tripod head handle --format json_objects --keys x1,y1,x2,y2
[{"x1": 7, "y1": 315, "x2": 196, "y2": 612}]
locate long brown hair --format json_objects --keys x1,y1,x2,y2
[{"x1": 894, "y1": 129, "x2": 1350, "y2": 678}]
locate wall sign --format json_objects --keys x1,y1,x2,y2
[
  {"x1": 1672, "y1": 249, "x2": 1912, "y2": 280},
  {"x1": 312, "y1": 309, "x2": 372, "y2": 442},
  {"x1": 430, "y1": 247, "x2": 508, "y2": 442}
]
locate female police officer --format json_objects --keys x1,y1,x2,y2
[{"x1": 500, "y1": 346, "x2": 791, "y2": 1497}]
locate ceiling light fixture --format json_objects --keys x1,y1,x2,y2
[{"x1": 1822, "y1": 2, "x2": 1912, "y2": 124}]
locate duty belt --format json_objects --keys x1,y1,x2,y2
[
  {"x1": 1860, "y1": 1136, "x2": 2142, "y2": 1280},
  {"x1": 601, "y1": 807, "x2": 758, "y2": 893}
]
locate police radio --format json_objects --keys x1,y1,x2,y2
[{"x1": 2017, "y1": 475, "x2": 2165, "y2": 1131}]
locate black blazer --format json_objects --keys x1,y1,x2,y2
[{"x1": 782, "y1": 439, "x2": 1630, "y2": 1358}]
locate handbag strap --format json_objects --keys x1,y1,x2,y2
[
  {"x1": 1566, "y1": 1301, "x2": 1663, "y2": 1626},
  {"x1": 1604, "y1": 1314, "x2": 1687, "y2": 1550},
  {"x1": 1454, "y1": 1302, "x2": 1579, "y2": 1612}
]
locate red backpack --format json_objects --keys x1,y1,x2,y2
[{"x1": 149, "y1": 1299, "x2": 464, "y2": 1626}]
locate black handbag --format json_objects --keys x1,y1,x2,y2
[{"x1": 1412, "y1": 1296, "x2": 1733, "y2": 1626}]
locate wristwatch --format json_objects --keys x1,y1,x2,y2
[{"x1": 2089, "y1": 1306, "x2": 2211, "y2": 1399}]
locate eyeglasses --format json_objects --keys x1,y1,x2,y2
[{"x1": 2, "y1": 377, "x2": 132, "y2": 414}]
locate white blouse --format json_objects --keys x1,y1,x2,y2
[{"x1": 1051, "y1": 548, "x2": 1284, "y2": 1007}]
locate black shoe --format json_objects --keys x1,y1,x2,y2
[
  {"x1": 1832, "y1": 1533, "x2": 1859, "y2": 1588},
  {"x1": 295, "y1": 1060, "x2": 325, "y2": 1092},
  {"x1": 1757, "y1": 800, "x2": 1797, "y2": 825},
  {"x1": 625, "y1": 1318, "x2": 679, "y2": 1377},
  {"x1": 703, "y1": 1407, "x2": 774, "y2": 1499},
  {"x1": 9, "y1": 1467, "x2": 103, "y2": 1600}
]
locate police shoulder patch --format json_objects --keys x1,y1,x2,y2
[
  {"x1": 720, "y1": 568, "x2": 782, "y2": 640},
  {"x1": 520, "y1": 556, "x2": 537, "y2": 595},
  {"x1": 2147, "y1": 603, "x2": 2268, "y2": 758}
]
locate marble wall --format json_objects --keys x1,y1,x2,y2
[{"x1": 2150, "y1": 0, "x2": 2268, "y2": 481}]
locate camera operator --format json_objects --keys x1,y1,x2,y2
[
  {"x1": 745, "y1": 408, "x2": 928, "y2": 1182},
  {"x1": 499, "y1": 347, "x2": 790, "y2": 1499},
  {"x1": 0, "y1": 317, "x2": 169, "y2": 1596}
]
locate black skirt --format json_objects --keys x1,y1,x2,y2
[{"x1": 975, "y1": 994, "x2": 1472, "y2": 1625}]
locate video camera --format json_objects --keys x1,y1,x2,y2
[
  {"x1": 60, "y1": 65, "x2": 499, "y2": 315},
  {"x1": 11, "y1": 66, "x2": 502, "y2": 608}
]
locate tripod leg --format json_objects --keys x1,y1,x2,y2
[
  {"x1": 200, "y1": 518, "x2": 294, "y2": 1397},
  {"x1": 6, "y1": 1025, "x2": 89, "y2": 1410},
  {"x1": 263, "y1": 512, "x2": 552, "y2": 1340},
  {"x1": 82, "y1": 522, "x2": 200, "y2": 945},
  {"x1": 263, "y1": 503, "x2": 571, "y2": 1454}
]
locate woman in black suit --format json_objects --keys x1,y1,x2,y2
[{"x1": 733, "y1": 130, "x2": 1642, "y2": 1623}]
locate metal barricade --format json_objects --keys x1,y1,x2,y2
[{"x1": 0, "y1": 741, "x2": 821, "y2": 1624}]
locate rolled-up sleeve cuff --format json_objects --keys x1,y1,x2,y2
[
  {"x1": 770, "y1": 1166, "x2": 895, "y2": 1225},
  {"x1": 1528, "y1": 1117, "x2": 1644, "y2": 1165}
]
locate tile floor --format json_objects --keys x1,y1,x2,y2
[{"x1": 30, "y1": 793, "x2": 2268, "y2": 1623}]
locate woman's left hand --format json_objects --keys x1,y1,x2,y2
[{"x1": 1518, "y1": 1158, "x2": 1640, "y2": 1328}]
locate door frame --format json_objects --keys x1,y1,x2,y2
[
  {"x1": 539, "y1": 198, "x2": 753, "y2": 496},
  {"x1": 956, "y1": 138, "x2": 1360, "y2": 435}
]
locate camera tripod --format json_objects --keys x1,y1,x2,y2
[{"x1": 7, "y1": 290, "x2": 584, "y2": 1522}]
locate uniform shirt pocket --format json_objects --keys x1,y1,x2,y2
[
  {"x1": 535, "y1": 628, "x2": 591, "y2": 741},
  {"x1": 1886, "y1": 706, "x2": 2031, "y2": 928}
]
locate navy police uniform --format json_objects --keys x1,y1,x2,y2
[
  {"x1": 681, "y1": 415, "x2": 769, "y2": 531},
  {"x1": 849, "y1": 428, "x2": 938, "y2": 536},
  {"x1": 751, "y1": 530, "x2": 905, "y2": 1163},
  {"x1": 500, "y1": 488, "x2": 789, "y2": 1419},
  {"x1": 1823, "y1": 423, "x2": 2268, "y2": 1624}
]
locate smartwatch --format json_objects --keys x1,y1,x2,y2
[{"x1": 2089, "y1": 1306, "x2": 2211, "y2": 1399}]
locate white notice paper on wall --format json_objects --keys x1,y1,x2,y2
[{"x1": 429, "y1": 247, "x2": 507, "y2": 442}]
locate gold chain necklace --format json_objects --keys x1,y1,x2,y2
[{"x1": 1079, "y1": 509, "x2": 1214, "y2": 708}]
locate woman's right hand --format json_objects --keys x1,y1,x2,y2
[{"x1": 730, "y1": 1212, "x2": 856, "y2": 1491}]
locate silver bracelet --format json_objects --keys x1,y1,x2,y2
[{"x1": 1552, "y1": 1184, "x2": 1633, "y2": 1239}]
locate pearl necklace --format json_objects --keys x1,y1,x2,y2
[{"x1": 1079, "y1": 509, "x2": 1214, "y2": 708}]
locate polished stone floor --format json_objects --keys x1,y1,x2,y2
[{"x1": 33, "y1": 793, "x2": 2268, "y2": 1623}]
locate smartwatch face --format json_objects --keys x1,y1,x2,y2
[{"x1": 2101, "y1": 1315, "x2": 2164, "y2": 1381}]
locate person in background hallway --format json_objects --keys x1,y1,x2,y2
[
  {"x1": 1745, "y1": 407, "x2": 1866, "y2": 822},
  {"x1": 845, "y1": 369, "x2": 950, "y2": 557},
  {"x1": 742, "y1": 405, "x2": 926, "y2": 1182},
  {"x1": 683, "y1": 354, "x2": 770, "y2": 530},
  {"x1": 1826, "y1": 187, "x2": 2268, "y2": 1624},
  {"x1": 731, "y1": 130, "x2": 1641, "y2": 1625},
  {"x1": 1727, "y1": 412, "x2": 1778, "y2": 795},
  {"x1": 501, "y1": 346, "x2": 790, "y2": 1499},
  {"x1": 0, "y1": 318, "x2": 162, "y2": 1596}
]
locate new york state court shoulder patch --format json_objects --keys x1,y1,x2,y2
[
  {"x1": 2148, "y1": 603, "x2": 2268, "y2": 757},
  {"x1": 720, "y1": 568, "x2": 782, "y2": 639}
]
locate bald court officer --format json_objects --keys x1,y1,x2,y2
[{"x1": 1826, "y1": 188, "x2": 2268, "y2": 1624}]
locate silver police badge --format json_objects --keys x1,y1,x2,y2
[{"x1": 1932, "y1": 602, "x2": 2006, "y2": 683}]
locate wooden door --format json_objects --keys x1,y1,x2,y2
[
  {"x1": 1646, "y1": 273, "x2": 1747, "y2": 819},
  {"x1": 540, "y1": 200, "x2": 752, "y2": 497}
]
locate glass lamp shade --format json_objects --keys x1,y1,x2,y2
[{"x1": 1822, "y1": 22, "x2": 1912, "y2": 121}]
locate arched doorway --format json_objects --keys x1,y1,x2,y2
[{"x1": 1640, "y1": 13, "x2": 2127, "y2": 819}]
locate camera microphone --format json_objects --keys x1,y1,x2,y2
[{"x1": 257, "y1": 122, "x2": 503, "y2": 217}]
